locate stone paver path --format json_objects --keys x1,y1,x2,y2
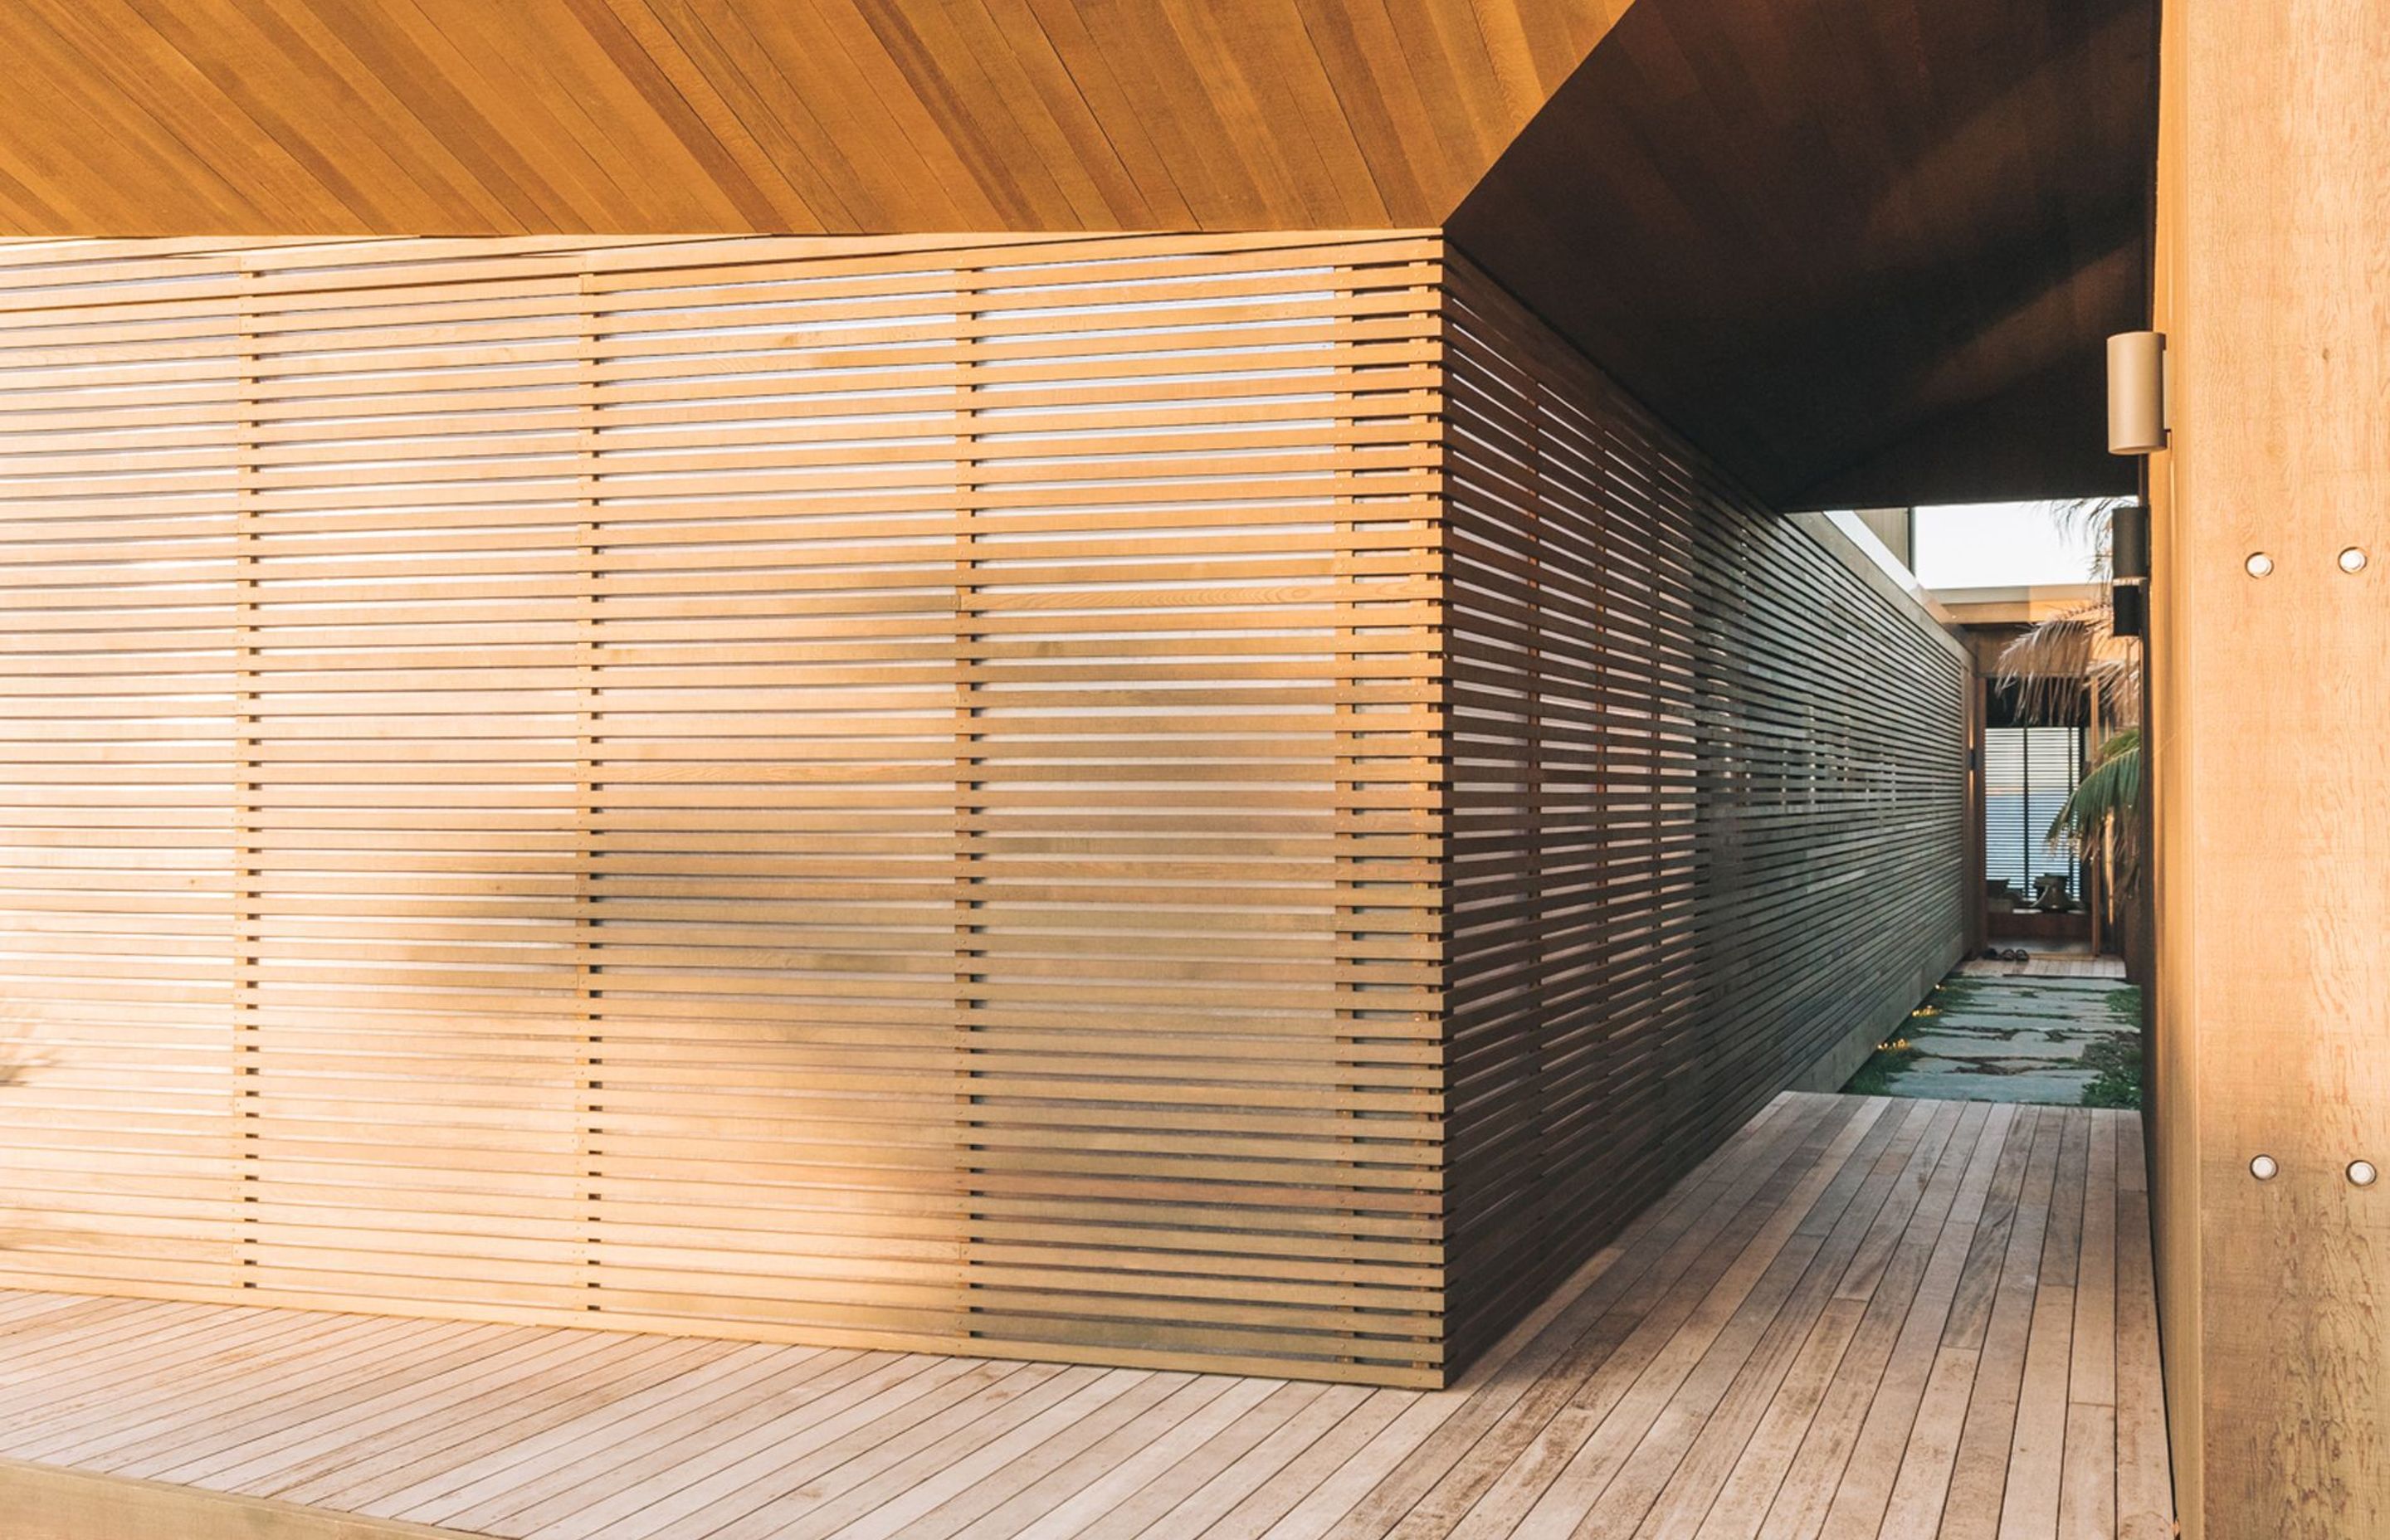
[{"x1": 1855, "y1": 959, "x2": 2143, "y2": 1105}]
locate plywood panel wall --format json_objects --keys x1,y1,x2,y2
[{"x1": 0, "y1": 232, "x2": 1967, "y2": 1388}]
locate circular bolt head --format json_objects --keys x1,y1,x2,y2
[
  {"x1": 2340, "y1": 547, "x2": 2369, "y2": 573},
  {"x1": 2350, "y1": 1160, "x2": 2378, "y2": 1187},
  {"x1": 2250, "y1": 1153, "x2": 2279, "y2": 1181},
  {"x1": 2246, "y1": 552, "x2": 2275, "y2": 578}
]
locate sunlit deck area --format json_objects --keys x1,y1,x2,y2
[{"x1": 0, "y1": 1093, "x2": 2168, "y2": 1540}]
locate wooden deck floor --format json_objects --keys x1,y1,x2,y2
[
  {"x1": 0, "y1": 1094, "x2": 2171, "y2": 1540},
  {"x1": 1958, "y1": 954, "x2": 2130, "y2": 982}
]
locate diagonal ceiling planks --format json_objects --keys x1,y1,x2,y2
[{"x1": 0, "y1": 0, "x2": 1630, "y2": 235}]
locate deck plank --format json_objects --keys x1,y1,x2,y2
[
  {"x1": 1998, "y1": 1112, "x2": 2091, "y2": 1540},
  {"x1": 397, "y1": 1347, "x2": 844, "y2": 1530},
  {"x1": 704, "y1": 1366, "x2": 1114, "y2": 1540},
  {"x1": 0, "y1": 1094, "x2": 2172, "y2": 1540},
  {"x1": 2112, "y1": 1177, "x2": 2172, "y2": 1540},
  {"x1": 1623, "y1": 1104, "x2": 1930, "y2": 1540},
  {"x1": 373, "y1": 1343, "x2": 827, "y2": 1525},
  {"x1": 1510, "y1": 1101, "x2": 1923, "y2": 1540},
  {"x1": 1373, "y1": 1098, "x2": 1869, "y2": 1540},
  {"x1": 1322, "y1": 1097, "x2": 1858, "y2": 1540},
  {"x1": 1740, "y1": 1102, "x2": 1979, "y2": 1540},
  {"x1": 1688, "y1": 1103, "x2": 1955, "y2": 1540},
  {"x1": 1812, "y1": 1103, "x2": 2010, "y2": 1540},
  {"x1": 1939, "y1": 1107, "x2": 2065, "y2": 1540},
  {"x1": 1571, "y1": 1103, "x2": 1911, "y2": 1540}
]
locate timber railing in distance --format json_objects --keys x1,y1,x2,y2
[{"x1": 0, "y1": 234, "x2": 1963, "y2": 1387}]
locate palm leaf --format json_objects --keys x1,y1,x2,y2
[
  {"x1": 2046, "y1": 496, "x2": 2129, "y2": 578},
  {"x1": 2048, "y1": 729, "x2": 2140, "y2": 846},
  {"x1": 2046, "y1": 729, "x2": 2142, "y2": 899},
  {"x1": 1984, "y1": 501, "x2": 2147, "y2": 907},
  {"x1": 1991, "y1": 500, "x2": 2143, "y2": 728}
]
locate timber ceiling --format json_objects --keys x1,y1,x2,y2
[
  {"x1": 0, "y1": 0, "x2": 1627, "y2": 233},
  {"x1": 0, "y1": 0, "x2": 2154, "y2": 508}
]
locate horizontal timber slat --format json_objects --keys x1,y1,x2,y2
[
  {"x1": 1435, "y1": 254, "x2": 1972, "y2": 1367},
  {"x1": 0, "y1": 232, "x2": 1450, "y2": 1385},
  {"x1": 0, "y1": 232, "x2": 1968, "y2": 1390}
]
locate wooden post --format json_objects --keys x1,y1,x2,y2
[
  {"x1": 1968, "y1": 671, "x2": 1989, "y2": 959},
  {"x1": 2149, "y1": 1, "x2": 2390, "y2": 1533}
]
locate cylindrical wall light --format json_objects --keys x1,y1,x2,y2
[
  {"x1": 2111, "y1": 500, "x2": 2150, "y2": 580},
  {"x1": 2108, "y1": 331, "x2": 2167, "y2": 454},
  {"x1": 2110, "y1": 580, "x2": 2147, "y2": 638}
]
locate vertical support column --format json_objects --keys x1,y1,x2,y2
[
  {"x1": 1336, "y1": 254, "x2": 1447, "y2": 1383},
  {"x1": 574, "y1": 267, "x2": 603, "y2": 1311},
  {"x1": 232, "y1": 261, "x2": 261, "y2": 1288},
  {"x1": 951, "y1": 265, "x2": 987, "y2": 1340},
  {"x1": 1965, "y1": 669, "x2": 1987, "y2": 958},
  {"x1": 2150, "y1": 2, "x2": 2390, "y2": 1533}
]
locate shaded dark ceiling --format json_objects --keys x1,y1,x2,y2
[{"x1": 1450, "y1": 0, "x2": 2158, "y2": 507}]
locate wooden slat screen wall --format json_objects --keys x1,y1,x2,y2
[
  {"x1": 0, "y1": 233, "x2": 1966, "y2": 1390},
  {"x1": 1436, "y1": 256, "x2": 1972, "y2": 1367},
  {"x1": 0, "y1": 233, "x2": 1451, "y2": 1386}
]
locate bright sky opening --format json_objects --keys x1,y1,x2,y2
[{"x1": 1911, "y1": 502, "x2": 2108, "y2": 588}]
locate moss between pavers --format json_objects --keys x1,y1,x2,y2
[
  {"x1": 2078, "y1": 986, "x2": 2146, "y2": 1109},
  {"x1": 1843, "y1": 1036, "x2": 1922, "y2": 1096},
  {"x1": 2080, "y1": 1032, "x2": 2143, "y2": 1109},
  {"x1": 1929, "y1": 978, "x2": 1992, "y2": 1009}
]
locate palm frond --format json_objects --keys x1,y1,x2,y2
[
  {"x1": 2048, "y1": 729, "x2": 2141, "y2": 846},
  {"x1": 1994, "y1": 599, "x2": 2132, "y2": 724},
  {"x1": 1983, "y1": 501, "x2": 2147, "y2": 909},
  {"x1": 2045, "y1": 497, "x2": 2130, "y2": 580},
  {"x1": 1992, "y1": 576, "x2": 2140, "y2": 727}
]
